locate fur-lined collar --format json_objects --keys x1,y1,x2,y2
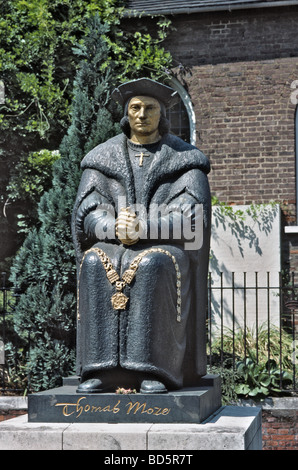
[{"x1": 81, "y1": 133, "x2": 210, "y2": 206}]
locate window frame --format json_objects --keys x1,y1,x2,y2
[{"x1": 167, "y1": 77, "x2": 196, "y2": 146}]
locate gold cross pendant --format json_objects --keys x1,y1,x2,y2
[{"x1": 135, "y1": 152, "x2": 150, "y2": 167}]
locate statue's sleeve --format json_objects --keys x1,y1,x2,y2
[
  {"x1": 76, "y1": 189, "x2": 116, "y2": 245},
  {"x1": 142, "y1": 169, "x2": 210, "y2": 249},
  {"x1": 143, "y1": 192, "x2": 202, "y2": 247}
]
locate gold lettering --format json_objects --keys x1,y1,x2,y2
[
  {"x1": 55, "y1": 398, "x2": 170, "y2": 418},
  {"x1": 60, "y1": 403, "x2": 75, "y2": 417},
  {"x1": 112, "y1": 400, "x2": 121, "y2": 414},
  {"x1": 76, "y1": 396, "x2": 85, "y2": 417},
  {"x1": 55, "y1": 397, "x2": 121, "y2": 418},
  {"x1": 91, "y1": 405, "x2": 102, "y2": 412},
  {"x1": 126, "y1": 401, "x2": 171, "y2": 416},
  {"x1": 126, "y1": 401, "x2": 146, "y2": 415}
]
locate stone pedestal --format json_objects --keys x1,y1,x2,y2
[
  {"x1": 0, "y1": 405, "x2": 262, "y2": 450},
  {"x1": 0, "y1": 373, "x2": 262, "y2": 450},
  {"x1": 28, "y1": 374, "x2": 221, "y2": 425}
]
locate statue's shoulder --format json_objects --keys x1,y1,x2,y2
[
  {"x1": 163, "y1": 133, "x2": 196, "y2": 152},
  {"x1": 81, "y1": 134, "x2": 125, "y2": 169},
  {"x1": 162, "y1": 134, "x2": 193, "y2": 150},
  {"x1": 163, "y1": 134, "x2": 210, "y2": 173}
]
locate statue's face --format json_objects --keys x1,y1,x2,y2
[{"x1": 128, "y1": 95, "x2": 161, "y2": 143}]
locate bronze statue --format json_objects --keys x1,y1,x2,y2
[{"x1": 72, "y1": 78, "x2": 211, "y2": 394}]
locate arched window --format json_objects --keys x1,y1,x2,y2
[
  {"x1": 167, "y1": 99, "x2": 190, "y2": 143},
  {"x1": 166, "y1": 77, "x2": 196, "y2": 145}
]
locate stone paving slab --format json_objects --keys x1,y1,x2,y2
[
  {"x1": 147, "y1": 406, "x2": 262, "y2": 450},
  {"x1": 0, "y1": 414, "x2": 68, "y2": 450},
  {"x1": 63, "y1": 422, "x2": 152, "y2": 450}
]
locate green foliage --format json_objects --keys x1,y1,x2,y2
[
  {"x1": 0, "y1": 0, "x2": 173, "y2": 269},
  {"x1": 209, "y1": 324, "x2": 294, "y2": 401},
  {"x1": 13, "y1": 282, "x2": 76, "y2": 391},
  {"x1": 0, "y1": 0, "x2": 172, "y2": 142},
  {"x1": 235, "y1": 358, "x2": 292, "y2": 398},
  {"x1": 2, "y1": 339, "x2": 28, "y2": 392},
  {"x1": 7, "y1": 149, "x2": 60, "y2": 232},
  {"x1": 0, "y1": 280, "x2": 28, "y2": 392},
  {"x1": 0, "y1": 0, "x2": 123, "y2": 140},
  {"x1": 11, "y1": 149, "x2": 60, "y2": 200},
  {"x1": 208, "y1": 360, "x2": 242, "y2": 405},
  {"x1": 211, "y1": 324, "x2": 294, "y2": 371},
  {"x1": 116, "y1": 17, "x2": 173, "y2": 81}
]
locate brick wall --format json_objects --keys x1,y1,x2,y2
[
  {"x1": 162, "y1": 7, "x2": 298, "y2": 67},
  {"x1": 262, "y1": 409, "x2": 298, "y2": 450},
  {"x1": 125, "y1": 6, "x2": 298, "y2": 219},
  {"x1": 187, "y1": 58, "x2": 297, "y2": 216},
  {"x1": 150, "y1": 6, "x2": 298, "y2": 221},
  {"x1": 128, "y1": 5, "x2": 298, "y2": 272},
  {"x1": 125, "y1": 6, "x2": 298, "y2": 221},
  {"x1": 0, "y1": 410, "x2": 26, "y2": 422}
]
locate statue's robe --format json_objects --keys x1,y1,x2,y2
[{"x1": 72, "y1": 132, "x2": 211, "y2": 390}]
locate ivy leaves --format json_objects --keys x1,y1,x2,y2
[{"x1": 0, "y1": 1, "x2": 173, "y2": 142}]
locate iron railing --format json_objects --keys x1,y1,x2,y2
[
  {"x1": 0, "y1": 271, "x2": 297, "y2": 394},
  {"x1": 0, "y1": 272, "x2": 23, "y2": 393},
  {"x1": 207, "y1": 271, "x2": 298, "y2": 392}
]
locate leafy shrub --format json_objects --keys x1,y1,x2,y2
[
  {"x1": 208, "y1": 323, "x2": 295, "y2": 401},
  {"x1": 7, "y1": 149, "x2": 61, "y2": 232},
  {"x1": 210, "y1": 323, "x2": 294, "y2": 372},
  {"x1": 235, "y1": 358, "x2": 292, "y2": 398},
  {"x1": 0, "y1": 0, "x2": 173, "y2": 268},
  {"x1": 208, "y1": 360, "x2": 242, "y2": 405}
]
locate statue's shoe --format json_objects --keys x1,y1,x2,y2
[
  {"x1": 140, "y1": 379, "x2": 167, "y2": 394},
  {"x1": 76, "y1": 378, "x2": 111, "y2": 393}
]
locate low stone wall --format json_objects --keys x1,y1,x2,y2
[
  {"x1": 0, "y1": 396, "x2": 28, "y2": 422},
  {"x1": 0, "y1": 409, "x2": 27, "y2": 422},
  {"x1": 237, "y1": 397, "x2": 298, "y2": 450},
  {"x1": 262, "y1": 409, "x2": 298, "y2": 450},
  {"x1": 261, "y1": 399, "x2": 298, "y2": 450}
]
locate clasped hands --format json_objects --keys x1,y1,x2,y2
[{"x1": 115, "y1": 207, "x2": 145, "y2": 246}]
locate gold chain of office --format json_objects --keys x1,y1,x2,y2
[{"x1": 78, "y1": 246, "x2": 182, "y2": 322}]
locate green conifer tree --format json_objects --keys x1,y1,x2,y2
[{"x1": 9, "y1": 16, "x2": 121, "y2": 391}]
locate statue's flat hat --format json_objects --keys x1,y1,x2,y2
[{"x1": 111, "y1": 78, "x2": 180, "y2": 108}]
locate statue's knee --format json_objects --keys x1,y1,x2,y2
[
  {"x1": 138, "y1": 251, "x2": 173, "y2": 275},
  {"x1": 83, "y1": 251, "x2": 99, "y2": 267},
  {"x1": 81, "y1": 251, "x2": 107, "y2": 276}
]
